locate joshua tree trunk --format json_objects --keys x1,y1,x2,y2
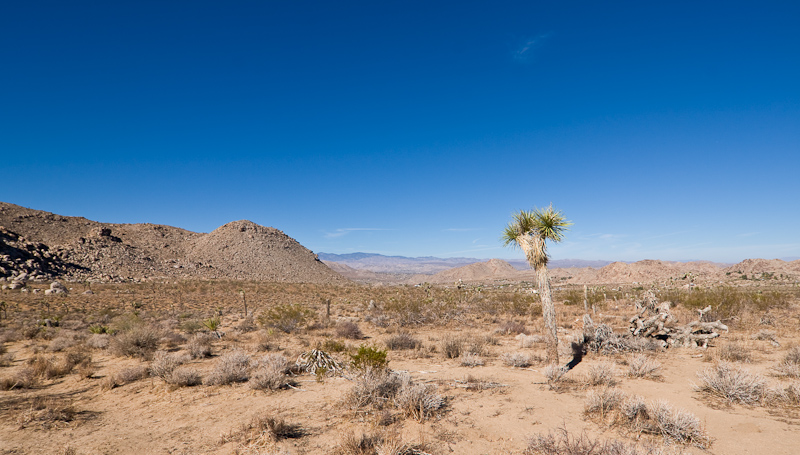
[
  {"x1": 519, "y1": 234, "x2": 559, "y2": 365},
  {"x1": 536, "y1": 264, "x2": 559, "y2": 364}
]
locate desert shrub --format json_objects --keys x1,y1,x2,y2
[
  {"x1": 110, "y1": 325, "x2": 161, "y2": 359},
  {"x1": 86, "y1": 333, "x2": 110, "y2": 349},
  {"x1": 496, "y1": 320, "x2": 528, "y2": 335},
  {"x1": 88, "y1": 324, "x2": 112, "y2": 334},
  {"x1": 394, "y1": 378, "x2": 444, "y2": 422},
  {"x1": 440, "y1": 335, "x2": 464, "y2": 359},
  {"x1": 178, "y1": 319, "x2": 204, "y2": 334},
  {"x1": 167, "y1": 367, "x2": 201, "y2": 387},
  {"x1": 717, "y1": 342, "x2": 752, "y2": 363},
  {"x1": 460, "y1": 352, "x2": 485, "y2": 367},
  {"x1": 752, "y1": 329, "x2": 779, "y2": 345},
  {"x1": 0, "y1": 343, "x2": 6, "y2": 356},
  {"x1": 16, "y1": 397, "x2": 77, "y2": 430},
  {"x1": 771, "y1": 382, "x2": 800, "y2": 406},
  {"x1": 48, "y1": 336, "x2": 78, "y2": 352},
  {"x1": 544, "y1": 364, "x2": 566, "y2": 383},
  {"x1": 332, "y1": 430, "x2": 426, "y2": 455},
  {"x1": 524, "y1": 427, "x2": 679, "y2": 455},
  {"x1": 335, "y1": 321, "x2": 364, "y2": 340},
  {"x1": 28, "y1": 353, "x2": 74, "y2": 379},
  {"x1": 205, "y1": 350, "x2": 251, "y2": 385},
  {"x1": 252, "y1": 330, "x2": 276, "y2": 352},
  {"x1": 0, "y1": 352, "x2": 13, "y2": 367},
  {"x1": 518, "y1": 333, "x2": 543, "y2": 348},
  {"x1": 696, "y1": 362, "x2": 768, "y2": 405},
  {"x1": 221, "y1": 413, "x2": 304, "y2": 448},
  {"x1": 250, "y1": 354, "x2": 296, "y2": 391},
  {"x1": 774, "y1": 346, "x2": 800, "y2": 378},
  {"x1": 626, "y1": 355, "x2": 662, "y2": 380},
  {"x1": 350, "y1": 345, "x2": 388, "y2": 372},
  {"x1": 341, "y1": 370, "x2": 403, "y2": 412},
  {"x1": 502, "y1": 352, "x2": 533, "y2": 368},
  {"x1": 107, "y1": 365, "x2": 149, "y2": 388},
  {"x1": 584, "y1": 389, "x2": 711, "y2": 448},
  {"x1": 585, "y1": 363, "x2": 618, "y2": 387},
  {"x1": 0, "y1": 367, "x2": 38, "y2": 390},
  {"x1": 149, "y1": 350, "x2": 190, "y2": 380},
  {"x1": 258, "y1": 304, "x2": 315, "y2": 333},
  {"x1": 661, "y1": 287, "x2": 789, "y2": 321},
  {"x1": 187, "y1": 332, "x2": 214, "y2": 358},
  {"x1": 385, "y1": 331, "x2": 421, "y2": 350},
  {"x1": 318, "y1": 338, "x2": 348, "y2": 353}
]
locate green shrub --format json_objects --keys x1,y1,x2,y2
[
  {"x1": 258, "y1": 304, "x2": 315, "y2": 333},
  {"x1": 350, "y1": 345, "x2": 388, "y2": 372}
]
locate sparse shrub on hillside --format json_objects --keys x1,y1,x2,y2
[
  {"x1": 584, "y1": 388, "x2": 711, "y2": 448},
  {"x1": 0, "y1": 368, "x2": 38, "y2": 390},
  {"x1": 774, "y1": 346, "x2": 800, "y2": 378},
  {"x1": 149, "y1": 350, "x2": 190, "y2": 380},
  {"x1": 525, "y1": 427, "x2": 680, "y2": 455},
  {"x1": 250, "y1": 354, "x2": 296, "y2": 391},
  {"x1": 584, "y1": 363, "x2": 618, "y2": 387},
  {"x1": 86, "y1": 333, "x2": 110, "y2": 349},
  {"x1": 440, "y1": 335, "x2": 464, "y2": 359},
  {"x1": 717, "y1": 342, "x2": 752, "y2": 363},
  {"x1": 350, "y1": 345, "x2": 388, "y2": 372},
  {"x1": 258, "y1": 304, "x2": 315, "y2": 333},
  {"x1": 394, "y1": 378, "x2": 444, "y2": 422},
  {"x1": 496, "y1": 320, "x2": 528, "y2": 335},
  {"x1": 385, "y1": 331, "x2": 421, "y2": 350},
  {"x1": 187, "y1": 332, "x2": 214, "y2": 358},
  {"x1": 626, "y1": 355, "x2": 662, "y2": 380},
  {"x1": 335, "y1": 321, "x2": 364, "y2": 339},
  {"x1": 696, "y1": 362, "x2": 767, "y2": 405},
  {"x1": 102, "y1": 365, "x2": 149, "y2": 389},
  {"x1": 110, "y1": 325, "x2": 161, "y2": 359},
  {"x1": 167, "y1": 367, "x2": 201, "y2": 387},
  {"x1": 460, "y1": 352, "x2": 485, "y2": 367},
  {"x1": 501, "y1": 352, "x2": 533, "y2": 368},
  {"x1": 205, "y1": 350, "x2": 251, "y2": 385},
  {"x1": 331, "y1": 430, "x2": 429, "y2": 455},
  {"x1": 220, "y1": 413, "x2": 304, "y2": 448}
]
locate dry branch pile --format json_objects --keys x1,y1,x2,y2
[{"x1": 629, "y1": 291, "x2": 728, "y2": 348}]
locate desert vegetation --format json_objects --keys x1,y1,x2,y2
[{"x1": 1, "y1": 278, "x2": 799, "y2": 454}]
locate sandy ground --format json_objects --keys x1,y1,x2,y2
[{"x1": 2, "y1": 317, "x2": 800, "y2": 455}]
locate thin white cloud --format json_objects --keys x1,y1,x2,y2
[
  {"x1": 323, "y1": 228, "x2": 391, "y2": 239},
  {"x1": 513, "y1": 33, "x2": 551, "y2": 62}
]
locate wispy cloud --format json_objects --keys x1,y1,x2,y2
[
  {"x1": 513, "y1": 33, "x2": 551, "y2": 62},
  {"x1": 443, "y1": 228, "x2": 483, "y2": 232},
  {"x1": 323, "y1": 228, "x2": 391, "y2": 239}
]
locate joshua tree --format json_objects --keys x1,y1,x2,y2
[{"x1": 502, "y1": 205, "x2": 571, "y2": 364}]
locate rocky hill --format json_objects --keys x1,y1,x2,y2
[{"x1": 0, "y1": 202, "x2": 346, "y2": 284}]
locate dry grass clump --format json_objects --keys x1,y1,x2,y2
[
  {"x1": 439, "y1": 335, "x2": 464, "y2": 359},
  {"x1": 460, "y1": 352, "x2": 485, "y2": 367},
  {"x1": 16, "y1": 397, "x2": 77, "y2": 429},
  {"x1": 626, "y1": 355, "x2": 662, "y2": 380},
  {"x1": 496, "y1": 320, "x2": 528, "y2": 335},
  {"x1": 110, "y1": 325, "x2": 161, "y2": 359},
  {"x1": 103, "y1": 364, "x2": 150, "y2": 389},
  {"x1": 0, "y1": 352, "x2": 13, "y2": 367},
  {"x1": 48, "y1": 335, "x2": 79, "y2": 352},
  {"x1": 86, "y1": 333, "x2": 110, "y2": 349},
  {"x1": 773, "y1": 345, "x2": 800, "y2": 378},
  {"x1": 205, "y1": 350, "x2": 251, "y2": 385},
  {"x1": 341, "y1": 370, "x2": 444, "y2": 423},
  {"x1": 716, "y1": 342, "x2": 753, "y2": 363},
  {"x1": 584, "y1": 388, "x2": 711, "y2": 448},
  {"x1": 394, "y1": 377, "x2": 445, "y2": 422},
  {"x1": 167, "y1": 366, "x2": 202, "y2": 387},
  {"x1": 695, "y1": 362, "x2": 768, "y2": 405},
  {"x1": 250, "y1": 354, "x2": 297, "y2": 391},
  {"x1": 584, "y1": 363, "x2": 618, "y2": 387},
  {"x1": 752, "y1": 329, "x2": 780, "y2": 346},
  {"x1": 335, "y1": 321, "x2": 364, "y2": 340},
  {"x1": 221, "y1": 413, "x2": 304, "y2": 450},
  {"x1": 187, "y1": 332, "x2": 214, "y2": 358},
  {"x1": 26, "y1": 348, "x2": 92, "y2": 380},
  {"x1": 0, "y1": 367, "x2": 38, "y2": 390},
  {"x1": 519, "y1": 333, "x2": 544, "y2": 348},
  {"x1": 332, "y1": 430, "x2": 431, "y2": 455},
  {"x1": 149, "y1": 350, "x2": 190, "y2": 380},
  {"x1": 524, "y1": 426, "x2": 680, "y2": 455},
  {"x1": 501, "y1": 352, "x2": 534, "y2": 368},
  {"x1": 385, "y1": 331, "x2": 421, "y2": 350}
]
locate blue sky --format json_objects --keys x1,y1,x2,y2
[{"x1": 2, "y1": 1, "x2": 798, "y2": 263}]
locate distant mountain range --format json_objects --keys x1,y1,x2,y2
[{"x1": 318, "y1": 252, "x2": 615, "y2": 274}]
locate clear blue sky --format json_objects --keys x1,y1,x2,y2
[{"x1": 2, "y1": 1, "x2": 798, "y2": 263}]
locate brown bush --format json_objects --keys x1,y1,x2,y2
[
  {"x1": 110, "y1": 325, "x2": 161, "y2": 359},
  {"x1": 335, "y1": 321, "x2": 364, "y2": 340},
  {"x1": 204, "y1": 350, "x2": 251, "y2": 385}
]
